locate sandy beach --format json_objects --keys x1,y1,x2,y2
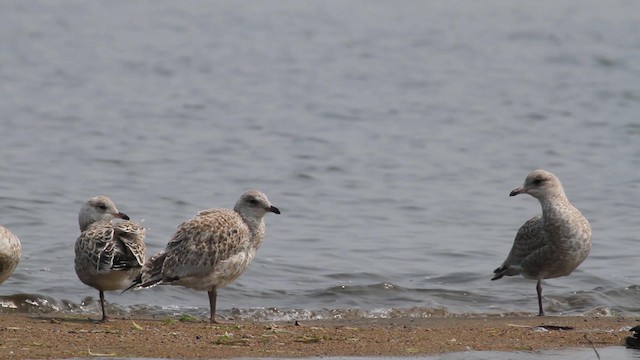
[{"x1": 0, "y1": 313, "x2": 635, "y2": 359}]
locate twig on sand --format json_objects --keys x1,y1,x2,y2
[
  {"x1": 88, "y1": 348, "x2": 116, "y2": 357},
  {"x1": 583, "y1": 334, "x2": 601, "y2": 360}
]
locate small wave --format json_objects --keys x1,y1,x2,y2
[
  {"x1": 0, "y1": 294, "x2": 61, "y2": 313},
  {"x1": 227, "y1": 306, "x2": 453, "y2": 321},
  {"x1": 0, "y1": 286, "x2": 630, "y2": 321}
]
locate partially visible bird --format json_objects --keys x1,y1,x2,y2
[
  {"x1": 75, "y1": 196, "x2": 146, "y2": 321},
  {"x1": 126, "y1": 189, "x2": 280, "y2": 323},
  {"x1": 626, "y1": 326, "x2": 640, "y2": 349},
  {"x1": 0, "y1": 225, "x2": 21, "y2": 285},
  {"x1": 492, "y1": 170, "x2": 591, "y2": 316}
]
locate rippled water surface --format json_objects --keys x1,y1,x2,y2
[
  {"x1": 275, "y1": 347, "x2": 640, "y2": 360},
  {"x1": 276, "y1": 347, "x2": 640, "y2": 360},
  {"x1": 1, "y1": 0, "x2": 640, "y2": 320},
  {"x1": 66, "y1": 346, "x2": 640, "y2": 360}
]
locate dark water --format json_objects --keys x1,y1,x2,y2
[
  {"x1": 1, "y1": 0, "x2": 640, "y2": 321},
  {"x1": 65, "y1": 346, "x2": 640, "y2": 360},
  {"x1": 296, "y1": 347, "x2": 640, "y2": 360},
  {"x1": 282, "y1": 347, "x2": 640, "y2": 360}
]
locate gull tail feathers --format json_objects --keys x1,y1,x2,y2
[
  {"x1": 122, "y1": 252, "x2": 167, "y2": 293},
  {"x1": 491, "y1": 267, "x2": 506, "y2": 281},
  {"x1": 492, "y1": 265, "x2": 521, "y2": 281}
]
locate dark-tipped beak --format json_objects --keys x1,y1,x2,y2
[
  {"x1": 509, "y1": 187, "x2": 524, "y2": 197},
  {"x1": 269, "y1": 206, "x2": 281, "y2": 215},
  {"x1": 115, "y1": 212, "x2": 130, "y2": 220}
]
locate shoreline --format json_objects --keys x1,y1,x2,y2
[{"x1": 0, "y1": 313, "x2": 635, "y2": 359}]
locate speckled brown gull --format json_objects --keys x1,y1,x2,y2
[
  {"x1": 0, "y1": 226, "x2": 21, "y2": 285},
  {"x1": 74, "y1": 196, "x2": 146, "y2": 321},
  {"x1": 492, "y1": 169, "x2": 591, "y2": 316},
  {"x1": 126, "y1": 189, "x2": 280, "y2": 323}
]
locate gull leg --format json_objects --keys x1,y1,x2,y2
[
  {"x1": 208, "y1": 288, "x2": 219, "y2": 323},
  {"x1": 208, "y1": 288, "x2": 232, "y2": 324},
  {"x1": 536, "y1": 280, "x2": 545, "y2": 316},
  {"x1": 99, "y1": 290, "x2": 108, "y2": 322}
]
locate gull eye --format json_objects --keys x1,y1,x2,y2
[
  {"x1": 248, "y1": 199, "x2": 259, "y2": 205},
  {"x1": 97, "y1": 203, "x2": 107, "y2": 210},
  {"x1": 533, "y1": 178, "x2": 543, "y2": 185}
]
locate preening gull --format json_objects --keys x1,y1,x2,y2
[
  {"x1": 75, "y1": 196, "x2": 146, "y2": 321},
  {"x1": 0, "y1": 226, "x2": 21, "y2": 285},
  {"x1": 492, "y1": 170, "x2": 591, "y2": 316},
  {"x1": 126, "y1": 189, "x2": 280, "y2": 323}
]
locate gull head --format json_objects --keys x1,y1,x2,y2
[
  {"x1": 510, "y1": 169, "x2": 564, "y2": 199},
  {"x1": 79, "y1": 195, "x2": 130, "y2": 231},
  {"x1": 234, "y1": 189, "x2": 280, "y2": 220}
]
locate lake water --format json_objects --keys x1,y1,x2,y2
[
  {"x1": 276, "y1": 347, "x2": 640, "y2": 360},
  {"x1": 272, "y1": 347, "x2": 640, "y2": 360},
  {"x1": 64, "y1": 347, "x2": 640, "y2": 360},
  {"x1": 1, "y1": 0, "x2": 640, "y2": 321}
]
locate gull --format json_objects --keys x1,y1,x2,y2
[
  {"x1": 126, "y1": 190, "x2": 280, "y2": 323},
  {"x1": 492, "y1": 170, "x2": 591, "y2": 316},
  {"x1": 75, "y1": 196, "x2": 146, "y2": 321},
  {"x1": 0, "y1": 225, "x2": 21, "y2": 285}
]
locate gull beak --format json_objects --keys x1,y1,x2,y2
[
  {"x1": 269, "y1": 206, "x2": 281, "y2": 215},
  {"x1": 115, "y1": 212, "x2": 130, "y2": 220},
  {"x1": 509, "y1": 187, "x2": 525, "y2": 197}
]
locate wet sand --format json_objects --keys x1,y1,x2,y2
[{"x1": 0, "y1": 313, "x2": 635, "y2": 359}]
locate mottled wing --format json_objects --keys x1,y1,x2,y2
[
  {"x1": 0, "y1": 226, "x2": 21, "y2": 283},
  {"x1": 492, "y1": 216, "x2": 546, "y2": 279},
  {"x1": 503, "y1": 216, "x2": 546, "y2": 265},
  {"x1": 160, "y1": 209, "x2": 250, "y2": 281},
  {"x1": 111, "y1": 220, "x2": 147, "y2": 270},
  {"x1": 0, "y1": 226, "x2": 21, "y2": 258},
  {"x1": 75, "y1": 222, "x2": 118, "y2": 273},
  {"x1": 76, "y1": 220, "x2": 146, "y2": 274}
]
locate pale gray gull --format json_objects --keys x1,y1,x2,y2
[
  {"x1": 0, "y1": 225, "x2": 21, "y2": 285},
  {"x1": 75, "y1": 195, "x2": 146, "y2": 321},
  {"x1": 492, "y1": 169, "x2": 591, "y2": 316},
  {"x1": 126, "y1": 189, "x2": 280, "y2": 323}
]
